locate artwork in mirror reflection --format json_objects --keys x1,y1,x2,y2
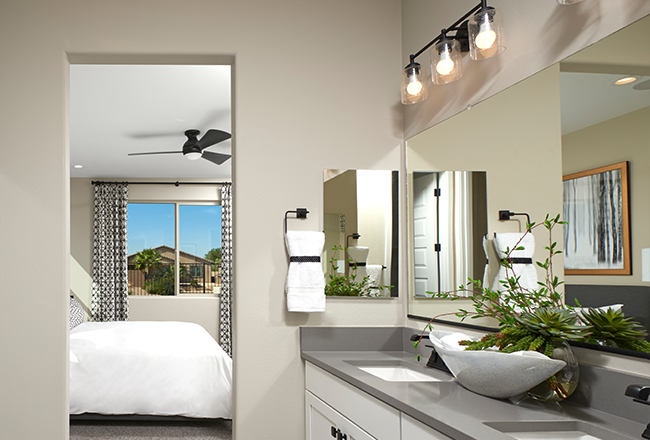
[
  {"x1": 411, "y1": 171, "x2": 488, "y2": 298},
  {"x1": 323, "y1": 169, "x2": 398, "y2": 297}
]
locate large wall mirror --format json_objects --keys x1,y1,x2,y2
[
  {"x1": 407, "y1": 15, "x2": 650, "y2": 357},
  {"x1": 324, "y1": 169, "x2": 399, "y2": 297}
]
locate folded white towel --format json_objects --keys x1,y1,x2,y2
[
  {"x1": 366, "y1": 265, "x2": 383, "y2": 286},
  {"x1": 285, "y1": 231, "x2": 326, "y2": 312},
  {"x1": 491, "y1": 232, "x2": 537, "y2": 292}
]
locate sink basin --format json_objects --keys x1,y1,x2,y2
[
  {"x1": 357, "y1": 365, "x2": 444, "y2": 382},
  {"x1": 484, "y1": 421, "x2": 630, "y2": 440}
]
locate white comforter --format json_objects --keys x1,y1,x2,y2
[{"x1": 70, "y1": 321, "x2": 232, "y2": 419}]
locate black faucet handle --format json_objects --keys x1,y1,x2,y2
[{"x1": 625, "y1": 385, "x2": 650, "y2": 404}]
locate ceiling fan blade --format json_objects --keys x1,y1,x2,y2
[
  {"x1": 128, "y1": 151, "x2": 183, "y2": 156},
  {"x1": 198, "y1": 129, "x2": 231, "y2": 150},
  {"x1": 128, "y1": 131, "x2": 182, "y2": 139},
  {"x1": 201, "y1": 151, "x2": 231, "y2": 165}
]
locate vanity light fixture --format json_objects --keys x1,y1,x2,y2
[
  {"x1": 73, "y1": 164, "x2": 84, "y2": 169},
  {"x1": 557, "y1": 0, "x2": 584, "y2": 4},
  {"x1": 401, "y1": 0, "x2": 506, "y2": 105}
]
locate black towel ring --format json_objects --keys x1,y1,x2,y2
[{"x1": 284, "y1": 208, "x2": 309, "y2": 233}]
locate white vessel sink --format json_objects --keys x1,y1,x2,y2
[
  {"x1": 358, "y1": 366, "x2": 444, "y2": 382},
  {"x1": 485, "y1": 421, "x2": 629, "y2": 440}
]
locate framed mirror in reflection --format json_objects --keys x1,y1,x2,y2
[
  {"x1": 323, "y1": 169, "x2": 398, "y2": 297},
  {"x1": 407, "y1": 15, "x2": 650, "y2": 358},
  {"x1": 411, "y1": 171, "x2": 488, "y2": 297}
]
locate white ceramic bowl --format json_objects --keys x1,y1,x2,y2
[{"x1": 429, "y1": 330, "x2": 566, "y2": 399}]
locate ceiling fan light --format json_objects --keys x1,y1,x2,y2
[{"x1": 185, "y1": 151, "x2": 202, "y2": 161}]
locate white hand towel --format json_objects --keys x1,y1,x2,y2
[
  {"x1": 285, "y1": 230, "x2": 326, "y2": 312},
  {"x1": 365, "y1": 265, "x2": 383, "y2": 286},
  {"x1": 491, "y1": 232, "x2": 537, "y2": 292}
]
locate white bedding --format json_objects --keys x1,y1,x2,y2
[{"x1": 70, "y1": 321, "x2": 232, "y2": 419}]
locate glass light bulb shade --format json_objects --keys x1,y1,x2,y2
[
  {"x1": 185, "y1": 151, "x2": 202, "y2": 160},
  {"x1": 401, "y1": 63, "x2": 429, "y2": 105},
  {"x1": 430, "y1": 39, "x2": 463, "y2": 85},
  {"x1": 557, "y1": 0, "x2": 584, "y2": 4},
  {"x1": 468, "y1": 8, "x2": 506, "y2": 60}
]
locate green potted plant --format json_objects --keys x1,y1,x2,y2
[
  {"x1": 414, "y1": 214, "x2": 650, "y2": 402},
  {"x1": 324, "y1": 245, "x2": 391, "y2": 297}
]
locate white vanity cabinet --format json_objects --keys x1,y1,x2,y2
[
  {"x1": 306, "y1": 391, "x2": 376, "y2": 440},
  {"x1": 401, "y1": 413, "x2": 454, "y2": 440},
  {"x1": 305, "y1": 362, "x2": 400, "y2": 440},
  {"x1": 305, "y1": 362, "x2": 454, "y2": 440}
]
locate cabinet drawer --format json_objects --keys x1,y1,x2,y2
[
  {"x1": 402, "y1": 413, "x2": 454, "y2": 440},
  {"x1": 305, "y1": 362, "x2": 400, "y2": 440},
  {"x1": 306, "y1": 391, "x2": 377, "y2": 440}
]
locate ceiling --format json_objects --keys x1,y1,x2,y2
[
  {"x1": 69, "y1": 64, "x2": 232, "y2": 179},
  {"x1": 560, "y1": 72, "x2": 650, "y2": 135},
  {"x1": 69, "y1": 65, "x2": 649, "y2": 179}
]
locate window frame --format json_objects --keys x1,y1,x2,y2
[{"x1": 128, "y1": 200, "x2": 222, "y2": 297}]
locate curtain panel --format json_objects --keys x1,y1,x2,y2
[
  {"x1": 91, "y1": 183, "x2": 129, "y2": 321},
  {"x1": 219, "y1": 183, "x2": 233, "y2": 357}
]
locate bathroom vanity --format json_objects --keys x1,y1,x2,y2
[{"x1": 301, "y1": 327, "x2": 648, "y2": 440}]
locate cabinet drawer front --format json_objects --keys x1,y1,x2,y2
[
  {"x1": 306, "y1": 391, "x2": 377, "y2": 440},
  {"x1": 402, "y1": 413, "x2": 453, "y2": 440},
  {"x1": 305, "y1": 362, "x2": 400, "y2": 440}
]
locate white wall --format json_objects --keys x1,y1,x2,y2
[{"x1": 0, "y1": 2, "x2": 403, "y2": 439}]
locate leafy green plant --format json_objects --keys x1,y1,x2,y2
[
  {"x1": 579, "y1": 307, "x2": 650, "y2": 353},
  {"x1": 324, "y1": 245, "x2": 390, "y2": 297},
  {"x1": 412, "y1": 214, "x2": 650, "y2": 358}
]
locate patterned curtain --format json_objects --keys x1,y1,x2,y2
[
  {"x1": 219, "y1": 183, "x2": 233, "y2": 357},
  {"x1": 91, "y1": 183, "x2": 129, "y2": 321}
]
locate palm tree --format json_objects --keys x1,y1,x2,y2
[{"x1": 132, "y1": 248, "x2": 162, "y2": 280}]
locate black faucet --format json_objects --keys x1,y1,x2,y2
[
  {"x1": 625, "y1": 385, "x2": 650, "y2": 439},
  {"x1": 410, "y1": 333, "x2": 451, "y2": 374}
]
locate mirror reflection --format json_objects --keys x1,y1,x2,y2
[
  {"x1": 323, "y1": 169, "x2": 398, "y2": 297},
  {"x1": 407, "y1": 15, "x2": 650, "y2": 355},
  {"x1": 411, "y1": 171, "x2": 488, "y2": 297}
]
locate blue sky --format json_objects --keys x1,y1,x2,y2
[{"x1": 127, "y1": 203, "x2": 222, "y2": 258}]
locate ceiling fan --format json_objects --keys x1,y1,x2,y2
[{"x1": 128, "y1": 129, "x2": 231, "y2": 165}]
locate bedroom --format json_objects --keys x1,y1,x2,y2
[{"x1": 2, "y1": 1, "x2": 649, "y2": 440}]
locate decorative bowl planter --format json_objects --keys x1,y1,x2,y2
[{"x1": 429, "y1": 331, "x2": 567, "y2": 399}]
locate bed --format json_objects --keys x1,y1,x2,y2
[{"x1": 69, "y1": 317, "x2": 232, "y2": 419}]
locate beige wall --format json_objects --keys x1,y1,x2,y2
[
  {"x1": 407, "y1": 65, "x2": 564, "y2": 325},
  {"x1": 563, "y1": 107, "x2": 650, "y2": 286},
  {"x1": 2, "y1": 2, "x2": 649, "y2": 440},
  {"x1": 1, "y1": 2, "x2": 403, "y2": 439}
]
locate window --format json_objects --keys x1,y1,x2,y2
[{"x1": 127, "y1": 202, "x2": 222, "y2": 296}]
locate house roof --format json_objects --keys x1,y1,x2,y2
[{"x1": 127, "y1": 245, "x2": 215, "y2": 264}]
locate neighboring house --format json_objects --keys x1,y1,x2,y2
[{"x1": 127, "y1": 245, "x2": 221, "y2": 295}]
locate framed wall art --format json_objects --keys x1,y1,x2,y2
[{"x1": 562, "y1": 161, "x2": 630, "y2": 275}]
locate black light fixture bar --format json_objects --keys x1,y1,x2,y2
[{"x1": 409, "y1": 2, "x2": 484, "y2": 61}]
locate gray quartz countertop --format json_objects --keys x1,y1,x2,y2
[{"x1": 301, "y1": 327, "x2": 647, "y2": 440}]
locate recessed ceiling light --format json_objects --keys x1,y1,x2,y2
[
  {"x1": 73, "y1": 164, "x2": 84, "y2": 169},
  {"x1": 613, "y1": 76, "x2": 639, "y2": 86}
]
